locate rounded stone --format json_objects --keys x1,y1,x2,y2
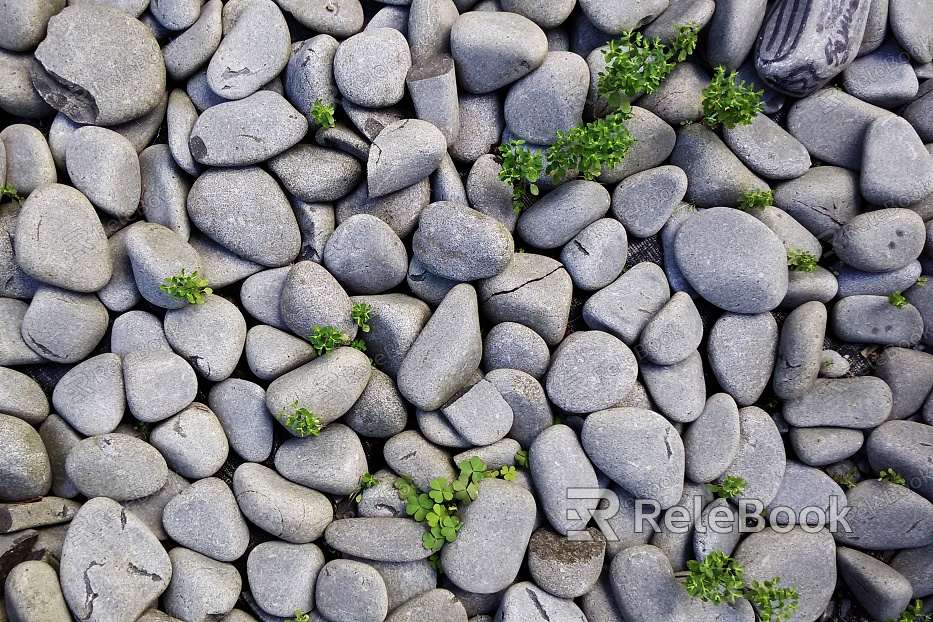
[
  {"x1": 66, "y1": 127, "x2": 141, "y2": 219},
  {"x1": 482, "y1": 322, "x2": 551, "y2": 380},
  {"x1": 560, "y1": 218, "x2": 629, "y2": 292},
  {"x1": 274, "y1": 423, "x2": 367, "y2": 495},
  {"x1": 149, "y1": 403, "x2": 229, "y2": 479},
  {"x1": 582, "y1": 261, "x2": 671, "y2": 346},
  {"x1": 0, "y1": 365, "x2": 49, "y2": 425},
  {"x1": 0, "y1": 124, "x2": 56, "y2": 197},
  {"x1": 707, "y1": 311, "x2": 779, "y2": 407},
  {"x1": 504, "y1": 51, "x2": 589, "y2": 145},
  {"x1": 207, "y1": 379, "x2": 274, "y2": 463},
  {"x1": 316, "y1": 559, "x2": 389, "y2": 622},
  {"x1": 367, "y1": 119, "x2": 447, "y2": 198},
  {"x1": 163, "y1": 548, "x2": 241, "y2": 622},
  {"x1": 65, "y1": 434, "x2": 168, "y2": 501},
  {"x1": 269, "y1": 144, "x2": 363, "y2": 203},
  {"x1": 279, "y1": 260, "x2": 357, "y2": 341},
  {"x1": 545, "y1": 330, "x2": 638, "y2": 414},
  {"x1": 124, "y1": 222, "x2": 203, "y2": 310},
  {"x1": 0, "y1": 413, "x2": 52, "y2": 502},
  {"x1": 247, "y1": 541, "x2": 325, "y2": 617},
  {"x1": 683, "y1": 393, "x2": 741, "y2": 484},
  {"x1": 639, "y1": 291, "x2": 703, "y2": 366},
  {"x1": 20, "y1": 286, "x2": 108, "y2": 364},
  {"x1": 324, "y1": 214, "x2": 408, "y2": 295},
  {"x1": 163, "y1": 294, "x2": 247, "y2": 382},
  {"x1": 334, "y1": 28, "x2": 412, "y2": 108},
  {"x1": 674, "y1": 206, "x2": 789, "y2": 313},
  {"x1": 611, "y1": 165, "x2": 688, "y2": 238},
  {"x1": 124, "y1": 350, "x2": 198, "y2": 423},
  {"x1": 0, "y1": 0, "x2": 66, "y2": 52},
  {"x1": 32, "y1": 4, "x2": 166, "y2": 125},
  {"x1": 52, "y1": 353, "x2": 124, "y2": 436},
  {"x1": 162, "y1": 477, "x2": 249, "y2": 563},
  {"x1": 413, "y1": 202, "x2": 514, "y2": 281},
  {"x1": 342, "y1": 368, "x2": 410, "y2": 438},
  {"x1": 833, "y1": 208, "x2": 926, "y2": 273},
  {"x1": 517, "y1": 180, "x2": 610, "y2": 249},
  {"x1": 721, "y1": 406, "x2": 786, "y2": 507}
]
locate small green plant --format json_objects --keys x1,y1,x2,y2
[
  {"x1": 888, "y1": 599, "x2": 933, "y2": 622},
  {"x1": 738, "y1": 189, "x2": 773, "y2": 212},
  {"x1": 545, "y1": 110, "x2": 635, "y2": 184},
  {"x1": 832, "y1": 468, "x2": 859, "y2": 491},
  {"x1": 292, "y1": 611, "x2": 310, "y2": 622},
  {"x1": 277, "y1": 401, "x2": 324, "y2": 438},
  {"x1": 428, "y1": 553, "x2": 444, "y2": 574},
  {"x1": 352, "y1": 303, "x2": 372, "y2": 332},
  {"x1": 515, "y1": 450, "x2": 529, "y2": 469},
  {"x1": 350, "y1": 472, "x2": 379, "y2": 502},
  {"x1": 701, "y1": 66, "x2": 764, "y2": 129},
  {"x1": 308, "y1": 325, "x2": 349, "y2": 356},
  {"x1": 597, "y1": 25, "x2": 699, "y2": 109},
  {"x1": 787, "y1": 247, "x2": 819, "y2": 273},
  {"x1": 160, "y1": 269, "x2": 212, "y2": 304},
  {"x1": 684, "y1": 552, "x2": 799, "y2": 621},
  {"x1": 311, "y1": 100, "x2": 336, "y2": 128},
  {"x1": 349, "y1": 338, "x2": 367, "y2": 352},
  {"x1": 0, "y1": 183, "x2": 24, "y2": 206},
  {"x1": 707, "y1": 475, "x2": 748, "y2": 499},
  {"x1": 879, "y1": 468, "x2": 906, "y2": 486},
  {"x1": 917, "y1": 277, "x2": 929, "y2": 287},
  {"x1": 890, "y1": 291, "x2": 909, "y2": 309},
  {"x1": 497, "y1": 139, "x2": 543, "y2": 213},
  {"x1": 132, "y1": 421, "x2": 150, "y2": 440}
]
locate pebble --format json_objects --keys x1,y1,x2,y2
[
  {"x1": 315, "y1": 559, "x2": 389, "y2": 622},
  {"x1": 611, "y1": 166, "x2": 687, "y2": 238},
  {"x1": 638, "y1": 63, "x2": 708, "y2": 125},
  {"x1": 274, "y1": 423, "x2": 367, "y2": 495},
  {"x1": 546, "y1": 330, "x2": 638, "y2": 414},
  {"x1": 161, "y1": 0, "x2": 223, "y2": 81},
  {"x1": 640, "y1": 350, "x2": 707, "y2": 423},
  {"x1": 517, "y1": 180, "x2": 610, "y2": 249},
  {"x1": 166, "y1": 89, "x2": 203, "y2": 177},
  {"x1": 37, "y1": 415, "x2": 81, "y2": 499},
  {"x1": 276, "y1": 0, "x2": 363, "y2": 37},
  {"x1": 164, "y1": 294, "x2": 247, "y2": 382},
  {"x1": 638, "y1": 292, "x2": 702, "y2": 365},
  {"x1": 477, "y1": 252, "x2": 572, "y2": 347},
  {"x1": 486, "y1": 368, "x2": 553, "y2": 449},
  {"x1": 349, "y1": 293, "x2": 431, "y2": 379},
  {"x1": 721, "y1": 112, "x2": 812, "y2": 180},
  {"x1": 13, "y1": 183, "x2": 110, "y2": 294},
  {"x1": 334, "y1": 28, "x2": 412, "y2": 108},
  {"x1": 265, "y1": 348, "x2": 371, "y2": 427},
  {"x1": 111, "y1": 311, "x2": 171, "y2": 358},
  {"x1": 66, "y1": 127, "x2": 141, "y2": 220},
  {"x1": 280, "y1": 259, "x2": 357, "y2": 342},
  {"x1": 269, "y1": 145, "x2": 362, "y2": 203},
  {"x1": 452, "y1": 94, "x2": 504, "y2": 164},
  {"x1": 139, "y1": 144, "x2": 192, "y2": 239},
  {"x1": 838, "y1": 546, "x2": 913, "y2": 622},
  {"x1": 408, "y1": 56, "x2": 460, "y2": 147},
  {"x1": 790, "y1": 426, "x2": 864, "y2": 467},
  {"x1": 187, "y1": 166, "x2": 302, "y2": 267},
  {"x1": 782, "y1": 266, "x2": 839, "y2": 307},
  {"x1": 890, "y1": 0, "x2": 933, "y2": 63},
  {"x1": 861, "y1": 117, "x2": 933, "y2": 208},
  {"x1": 367, "y1": 119, "x2": 447, "y2": 198},
  {"x1": 66, "y1": 433, "x2": 167, "y2": 501},
  {"x1": 720, "y1": 406, "x2": 786, "y2": 506},
  {"x1": 831, "y1": 294, "x2": 924, "y2": 345},
  {"x1": 752, "y1": 205, "x2": 822, "y2": 260},
  {"x1": 441, "y1": 379, "x2": 513, "y2": 446},
  {"x1": 0, "y1": 1, "x2": 66, "y2": 51},
  {"x1": 245, "y1": 325, "x2": 316, "y2": 382},
  {"x1": 582, "y1": 261, "x2": 671, "y2": 346},
  {"x1": 325, "y1": 518, "x2": 432, "y2": 563},
  {"x1": 0, "y1": 367, "x2": 47, "y2": 426},
  {"x1": 162, "y1": 477, "x2": 249, "y2": 563},
  {"x1": 890, "y1": 542, "x2": 933, "y2": 600},
  {"x1": 190, "y1": 232, "x2": 263, "y2": 288},
  {"x1": 20, "y1": 286, "x2": 108, "y2": 364},
  {"x1": 559, "y1": 219, "x2": 626, "y2": 292},
  {"x1": 124, "y1": 222, "x2": 203, "y2": 310},
  {"x1": 494, "y1": 581, "x2": 587, "y2": 621},
  {"x1": 707, "y1": 312, "x2": 778, "y2": 407},
  {"x1": 766, "y1": 460, "x2": 847, "y2": 526},
  {"x1": 867, "y1": 419, "x2": 933, "y2": 501},
  {"x1": 3, "y1": 560, "x2": 71, "y2": 620},
  {"x1": 0, "y1": 415, "x2": 51, "y2": 503},
  {"x1": 450, "y1": 11, "x2": 548, "y2": 93},
  {"x1": 0, "y1": 49, "x2": 54, "y2": 119},
  {"x1": 204, "y1": 380, "x2": 270, "y2": 464},
  {"x1": 820, "y1": 349, "x2": 852, "y2": 378},
  {"x1": 324, "y1": 215, "x2": 408, "y2": 295},
  {"x1": 835, "y1": 479, "x2": 933, "y2": 549},
  {"x1": 60, "y1": 498, "x2": 171, "y2": 622},
  {"x1": 414, "y1": 202, "x2": 514, "y2": 281},
  {"x1": 441, "y1": 478, "x2": 537, "y2": 593},
  {"x1": 504, "y1": 51, "x2": 588, "y2": 145},
  {"x1": 755, "y1": 0, "x2": 871, "y2": 97},
  {"x1": 733, "y1": 527, "x2": 837, "y2": 622},
  {"x1": 529, "y1": 424, "x2": 600, "y2": 536},
  {"x1": 837, "y1": 261, "x2": 922, "y2": 297},
  {"x1": 386, "y1": 588, "x2": 467, "y2": 622},
  {"x1": 0, "y1": 125, "x2": 56, "y2": 197},
  {"x1": 670, "y1": 123, "x2": 768, "y2": 209},
  {"x1": 0, "y1": 300, "x2": 44, "y2": 366},
  {"x1": 683, "y1": 393, "x2": 741, "y2": 484},
  {"x1": 284, "y1": 34, "x2": 340, "y2": 126},
  {"x1": 163, "y1": 548, "x2": 241, "y2": 622},
  {"x1": 842, "y1": 38, "x2": 919, "y2": 108},
  {"x1": 875, "y1": 347, "x2": 933, "y2": 419},
  {"x1": 32, "y1": 5, "x2": 165, "y2": 125},
  {"x1": 598, "y1": 107, "x2": 677, "y2": 184},
  {"x1": 121, "y1": 471, "x2": 190, "y2": 541},
  {"x1": 707, "y1": 0, "x2": 768, "y2": 70},
  {"x1": 149, "y1": 403, "x2": 229, "y2": 479},
  {"x1": 482, "y1": 322, "x2": 551, "y2": 379},
  {"x1": 248, "y1": 541, "x2": 324, "y2": 617},
  {"x1": 52, "y1": 354, "x2": 123, "y2": 436},
  {"x1": 674, "y1": 207, "x2": 788, "y2": 313},
  {"x1": 693, "y1": 498, "x2": 741, "y2": 562},
  {"x1": 232, "y1": 463, "x2": 333, "y2": 544},
  {"x1": 904, "y1": 82, "x2": 933, "y2": 143},
  {"x1": 384, "y1": 430, "x2": 458, "y2": 491},
  {"x1": 189, "y1": 91, "x2": 307, "y2": 167},
  {"x1": 783, "y1": 376, "x2": 893, "y2": 429},
  {"x1": 337, "y1": 179, "x2": 431, "y2": 241},
  {"x1": 124, "y1": 350, "x2": 198, "y2": 422}
]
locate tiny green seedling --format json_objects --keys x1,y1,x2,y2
[
  {"x1": 277, "y1": 400, "x2": 324, "y2": 438},
  {"x1": 308, "y1": 325, "x2": 349, "y2": 356},
  {"x1": 917, "y1": 277, "x2": 929, "y2": 287},
  {"x1": 311, "y1": 100, "x2": 336, "y2": 128},
  {"x1": 708, "y1": 475, "x2": 748, "y2": 499},
  {"x1": 0, "y1": 183, "x2": 24, "y2": 206},
  {"x1": 833, "y1": 468, "x2": 858, "y2": 491},
  {"x1": 515, "y1": 450, "x2": 529, "y2": 469},
  {"x1": 746, "y1": 578, "x2": 800, "y2": 622},
  {"x1": 545, "y1": 110, "x2": 635, "y2": 183},
  {"x1": 889, "y1": 291, "x2": 909, "y2": 309},
  {"x1": 888, "y1": 599, "x2": 933, "y2": 622},
  {"x1": 352, "y1": 472, "x2": 379, "y2": 502},
  {"x1": 701, "y1": 66, "x2": 764, "y2": 129},
  {"x1": 498, "y1": 139, "x2": 543, "y2": 213},
  {"x1": 292, "y1": 611, "x2": 310, "y2": 622},
  {"x1": 499, "y1": 465, "x2": 517, "y2": 481},
  {"x1": 160, "y1": 269, "x2": 212, "y2": 304},
  {"x1": 428, "y1": 553, "x2": 444, "y2": 574},
  {"x1": 787, "y1": 247, "x2": 819, "y2": 273},
  {"x1": 738, "y1": 189, "x2": 773, "y2": 212},
  {"x1": 879, "y1": 468, "x2": 906, "y2": 486},
  {"x1": 349, "y1": 338, "x2": 367, "y2": 352},
  {"x1": 352, "y1": 303, "x2": 372, "y2": 332}
]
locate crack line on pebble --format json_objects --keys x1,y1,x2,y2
[{"x1": 481, "y1": 267, "x2": 564, "y2": 303}]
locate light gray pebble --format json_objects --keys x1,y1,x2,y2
[
  {"x1": 0, "y1": 0, "x2": 66, "y2": 52},
  {"x1": 638, "y1": 292, "x2": 702, "y2": 365},
  {"x1": 324, "y1": 214, "x2": 408, "y2": 294},
  {"x1": 546, "y1": 330, "x2": 637, "y2": 414},
  {"x1": 149, "y1": 403, "x2": 229, "y2": 479},
  {"x1": 0, "y1": 49, "x2": 55, "y2": 119},
  {"x1": 244, "y1": 325, "x2": 316, "y2": 382},
  {"x1": 418, "y1": 408, "x2": 472, "y2": 449},
  {"x1": 334, "y1": 28, "x2": 412, "y2": 108},
  {"x1": 638, "y1": 62, "x2": 708, "y2": 125},
  {"x1": 0, "y1": 367, "x2": 48, "y2": 426},
  {"x1": 384, "y1": 430, "x2": 457, "y2": 492},
  {"x1": 338, "y1": 179, "x2": 431, "y2": 240},
  {"x1": 269, "y1": 145, "x2": 362, "y2": 203},
  {"x1": 442, "y1": 379, "x2": 514, "y2": 446},
  {"x1": 867, "y1": 419, "x2": 933, "y2": 501},
  {"x1": 0, "y1": 414, "x2": 51, "y2": 502},
  {"x1": 504, "y1": 51, "x2": 588, "y2": 145},
  {"x1": 831, "y1": 294, "x2": 924, "y2": 345},
  {"x1": 0, "y1": 125, "x2": 55, "y2": 198},
  {"x1": 66, "y1": 433, "x2": 167, "y2": 501},
  {"x1": 163, "y1": 548, "x2": 241, "y2": 622},
  {"x1": 837, "y1": 261, "x2": 922, "y2": 297},
  {"x1": 640, "y1": 350, "x2": 707, "y2": 423},
  {"x1": 451, "y1": 93, "x2": 504, "y2": 164},
  {"x1": 708, "y1": 312, "x2": 778, "y2": 407},
  {"x1": 326, "y1": 518, "x2": 432, "y2": 563},
  {"x1": 861, "y1": 117, "x2": 933, "y2": 208},
  {"x1": 20, "y1": 286, "x2": 108, "y2": 364},
  {"x1": 834, "y1": 479, "x2": 933, "y2": 549},
  {"x1": 790, "y1": 427, "x2": 865, "y2": 465},
  {"x1": 842, "y1": 38, "x2": 918, "y2": 108},
  {"x1": 274, "y1": 423, "x2": 367, "y2": 496},
  {"x1": 482, "y1": 322, "x2": 550, "y2": 379},
  {"x1": 560, "y1": 218, "x2": 628, "y2": 292},
  {"x1": 3, "y1": 560, "x2": 70, "y2": 620},
  {"x1": 52, "y1": 354, "x2": 122, "y2": 436},
  {"x1": 517, "y1": 180, "x2": 609, "y2": 249},
  {"x1": 167, "y1": 89, "x2": 203, "y2": 177},
  {"x1": 582, "y1": 261, "x2": 671, "y2": 345},
  {"x1": 783, "y1": 376, "x2": 892, "y2": 429},
  {"x1": 162, "y1": 477, "x2": 249, "y2": 562},
  {"x1": 111, "y1": 310, "x2": 171, "y2": 358},
  {"x1": 207, "y1": 379, "x2": 274, "y2": 463},
  {"x1": 819, "y1": 350, "x2": 852, "y2": 378},
  {"x1": 611, "y1": 166, "x2": 687, "y2": 238},
  {"x1": 124, "y1": 349, "x2": 197, "y2": 423},
  {"x1": 598, "y1": 107, "x2": 676, "y2": 184},
  {"x1": 164, "y1": 294, "x2": 246, "y2": 381},
  {"x1": 781, "y1": 266, "x2": 839, "y2": 307},
  {"x1": 140, "y1": 144, "x2": 192, "y2": 239},
  {"x1": 838, "y1": 546, "x2": 913, "y2": 622},
  {"x1": 189, "y1": 232, "x2": 263, "y2": 289},
  {"x1": 706, "y1": 0, "x2": 768, "y2": 70},
  {"x1": 66, "y1": 127, "x2": 141, "y2": 220},
  {"x1": 125, "y1": 222, "x2": 203, "y2": 310},
  {"x1": 248, "y1": 541, "x2": 324, "y2": 617},
  {"x1": 121, "y1": 470, "x2": 190, "y2": 541},
  {"x1": 683, "y1": 393, "x2": 741, "y2": 484},
  {"x1": 722, "y1": 112, "x2": 812, "y2": 180},
  {"x1": 162, "y1": 0, "x2": 223, "y2": 81},
  {"x1": 38, "y1": 415, "x2": 81, "y2": 499},
  {"x1": 720, "y1": 406, "x2": 787, "y2": 507}
]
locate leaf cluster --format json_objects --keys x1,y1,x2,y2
[
  {"x1": 308, "y1": 325, "x2": 348, "y2": 356},
  {"x1": 0, "y1": 183, "x2": 24, "y2": 206},
  {"x1": 738, "y1": 189, "x2": 773, "y2": 212},
  {"x1": 787, "y1": 247, "x2": 819, "y2": 273},
  {"x1": 515, "y1": 450, "x2": 529, "y2": 469},
  {"x1": 351, "y1": 472, "x2": 379, "y2": 503},
  {"x1": 352, "y1": 303, "x2": 372, "y2": 332},
  {"x1": 685, "y1": 551, "x2": 799, "y2": 621},
  {"x1": 879, "y1": 468, "x2": 906, "y2": 486},
  {"x1": 497, "y1": 139, "x2": 543, "y2": 213},
  {"x1": 832, "y1": 468, "x2": 859, "y2": 491},
  {"x1": 702, "y1": 66, "x2": 764, "y2": 129},
  {"x1": 707, "y1": 475, "x2": 747, "y2": 499},
  {"x1": 545, "y1": 110, "x2": 635, "y2": 184},
  {"x1": 889, "y1": 291, "x2": 909, "y2": 309},
  {"x1": 277, "y1": 400, "x2": 324, "y2": 438},
  {"x1": 292, "y1": 611, "x2": 310, "y2": 622},
  {"x1": 160, "y1": 269, "x2": 212, "y2": 304},
  {"x1": 311, "y1": 100, "x2": 336, "y2": 128},
  {"x1": 917, "y1": 277, "x2": 929, "y2": 288},
  {"x1": 888, "y1": 599, "x2": 932, "y2": 622}
]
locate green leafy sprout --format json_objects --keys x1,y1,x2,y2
[
  {"x1": 515, "y1": 450, "x2": 529, "y2": 469},
  {"x1": 684, "y1": 551, "x2": 799, "y2": 621},
  {"x1": 832, "y1": 467, "x2": 859, "y2": 491},
  {"x1": 917, "y1": 277, "x2": 929, "y2": 288},
  {"x1": 351, "y1": 472, "x2": 379, "y2": 503},
  {"x1": 707, "y1": 475, "x2": 748, "y2": 499},
  {"x1": 292, "y1": 611, "x2": 310, "y2": 622},
  {"x1": 787, "y1": 247, "x2": 819, "y2": 273},
  {"x1": 311, "y1": 100, "x2": 336, "y2": 128},
  {"x1": 545, "y1": 110, "x2": 635, "y2": 184},
  {"x1": 308, "y1": 325, "x2": 350, "y2": 356},
  {"x1": 0, "y1": 183, "x2": 24, "y2": 206},
  {"x1": 890, "y1": 291, "x2": 909, "y2": 309},
  {"x1": 701, "y1": 66, "x2": 764, "y2": 129},
  {"x1": 160, "y1": 269, "x2": 212, "y2": 304},
  {"x1": 395, "y1": 456, "x2": 517, "y2": 556},
  {"x1": 879, "y1": 468, "x2": 906, "y2": 486},
  {"x1": 497, "y1": 139, "x2": 543, "y2": 213},
  {"x1": 738, "y1": 189, "x2": 773, "y2": 212},
  {"x1": 277, "y1": 400, "x2": 324, "y2": 438},
  {"x1": 352, "y1": 303, "x2": 372, "y2": 332},
  {"x1": 888, "y1": 599, "x2": 932, "y2": 622}
]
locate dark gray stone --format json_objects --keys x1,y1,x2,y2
[
  {"x1": 838, "y1": 546, "x2": 913, "y2": 622},
  {"x1": 284, "y1": 34, "x2": 340, "y2": 126},
  {"x1": 325, "y1": 518, "x2": 432, "y2": 562},
  {"x1": 315, "y1": 559, "x2": 388, "y2": 622},
  {"x1": 324, "y1": 214, "x2": 408, "y2": 295},
  {"x1": 766, "y1": 460, "x2": 848, "y2": 526},
  {"x1": 611, "y1": 166, "x2": 687, "y2": 238},
  {"x1": 831, "y1": 294, "x2": 924, "y2": 345},
  {"x1": 721, "y1": 112, "x2": 812, "y2": 180},
  {"x1": 773, "y1": 300, "x2": 827, "y2": 401},
  {"x1": 441, "y1": 379, "x2": 513, "y2": 446},
  {"x1": 835, "y1": 479, "x2": 933, "y2": 549},
  {"x1": 790, "y1": 427, "x2": 864, "y2": 466},
  {"x1": 837, "y1": 261, "x2": 922, "y2": 297},
  {"x1": 504, "y1": 51, "x2": 588, "y2": 145},
  {"x1": 890, "y1": 0, "x2": 933, "y2": 63},
  {"x1": 842, "y1": 38, "x2": 919, "y2": 108},
  {"x1": 707, "y1": 0, "x2": 768, "y2": 70},
  {"x1": 482, "y1": 322, "x2": 550, "y2": 379},
  {"x1": 720, "y1": 406, "x2": 786, "y2": 506},
  {"x1": 891, "y1": 542, "x2": 933, "y2": 599},
  {"x1": 244, "y1": 326, "x2": 317, "y2": 383},
  {"x1": 784, "y1": 376, "x2": 892, "y2": 428},
  {"x1": 37, "y1": 415, "x2": 81, "y2": 499},
  {"x1": 867, "y1": 419, "x2": 933, "y2": 502},
  {"x1": 546, "y1": 330, "x2": 637, "y2": 414},
  {"x1": 529, "y1": 424, "x2": 600, "y2": 535},
  {"x1": 414, "y1": 202, "x2": 514, "y2": 281}
]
